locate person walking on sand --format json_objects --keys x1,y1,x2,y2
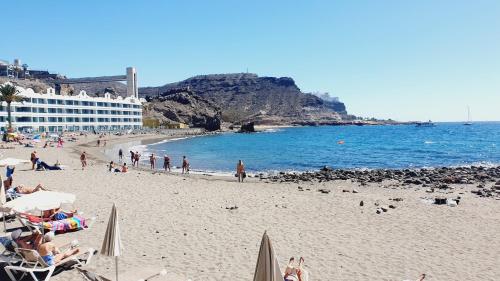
[
  {"x1": 96, "y1": 139, "x2": 100, "y2": 147},
  {"x1": 80, "y1": 151, "x2": 87, "y2": 170},
  {"x1": 236, "y1": 160, "x2": 246, "y2": 182},
  {"x1": 30, "y1": 151, "x2": 37, "y2": 170},
  {"x1": 118, "y1": 148, "x2": 123, "y2": 161},
  {"x1": 163, "y1": 155, "x2": 171, "y2": 172},
  {"x1": 130, "y1": 150, "x2": 134, "y2": 163},
  {"x1": 182, "y1": 156, "x2": 190, "y2": 174},
  {"x1": 149, "y1": 153, "x2": 156, "y2": 169}
]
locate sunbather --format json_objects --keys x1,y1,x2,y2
[
  {"x1": 38, "y1": 232, "x2": 80, "y2": 266},
  {"x1": 0, "y1": 229, "x2": 43, "y2": 251},
  {"x1": 42, "y1": 208, "x2": 77, "y2": 220},
  {"x1": 10, "y1": 184, "x2": 47, "y2": 194},
  {"x1": 284, "y1": 257, "x2": 298, "y2": 281}
]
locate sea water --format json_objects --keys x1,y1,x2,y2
[{"x1": 135, "y1": 122, "x2": 500, "y2": 174}]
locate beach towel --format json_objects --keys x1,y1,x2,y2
[{"x1": 41, "y1": 215, "x2": 87, "y2": 233}]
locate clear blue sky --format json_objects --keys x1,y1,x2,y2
[{"x1": 2, "y1": 1, "x2": 499, "y2": 121}]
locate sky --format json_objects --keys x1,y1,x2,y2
[{"x1": 1, "y1": 1, "x2": 499, "y2": 121}]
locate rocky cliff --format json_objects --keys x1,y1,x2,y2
[
  {"x1": 143, "y1": 90, "x2": 222, "y2": 131},
  {"x1": 140, "y1": 73, "x2": 347, "y2": 125}
]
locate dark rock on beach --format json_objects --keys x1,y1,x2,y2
[{"x1": 264, "y1": 165, "x2": 500, "y2": 199}]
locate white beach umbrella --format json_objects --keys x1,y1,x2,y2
[
  {"x1": 0, "y1": 191, "x2": 76, "y2": 213},
  {"x1": 253, "y1": 231, "x2": 283, "y2": 281},
  {"x1": 0, "y1": 158, "x2": 30, "y2": 167},
  {"x1": 101, "y1": 203, "x2": 123, "y2": 281}
]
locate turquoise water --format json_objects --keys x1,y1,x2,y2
[{"x1": 141, "y1": 122, "x2": 500, "y2": 173}]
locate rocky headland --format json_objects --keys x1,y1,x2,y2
[{"x1": 139, "y1": 73, "x2": 350, "y2": 126}]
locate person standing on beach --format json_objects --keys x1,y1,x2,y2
[
  {"x1": 134, "y1": 151, "x2": 140, "y2": 167},
  {"x1": 80, "y1": 151, "x2": 87, "y2": 170},
  {"x1": 236, "y1": 160, "x2": 245, "y2": 182},
  {"x1": 182, "y1": 156, "x2": 190, "y2": 174},
  {"x1": 30, "y1": 151, "x2": 37, "y2": 170},
  {"x1": 118, "y1": 149, "x2": 123, "y2": 161},
  {"x1": 163, "y1": 155, "x2": 171, "y2": 172},
  {"x1": 149, "y1": 153, "x2": 156, "y2": 169},
  {"x1": 130, "y1": 151, "x2": 134, "y2": 163}
]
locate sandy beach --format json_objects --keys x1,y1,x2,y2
[{"x1": 1, "y1": 133, "x2": 499, "y2": 281}]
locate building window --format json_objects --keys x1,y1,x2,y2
[
  {"x1": 48, "y1": 108, "x2": 57, "y2": 113},
  {"x1": 38, "y1": 108, "x2": 46, "y2": 113},
  {"x1": 15, "y1": 107, "x2": 31, "y2": 112},
  {"x1": 56, "y1": 100, "x2": 64, "y2": 105},
  {"x1": 16, "y1": 117, "x2": 32, "y2": 122},
  {"x1": 48, "y1": 99, "x2": 56, "y2": 105}
]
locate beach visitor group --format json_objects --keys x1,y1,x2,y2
[{"x1": 111, "y1": 148, "x2": 248, "y2": 182}]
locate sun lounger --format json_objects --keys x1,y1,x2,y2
[
  {"x1": 0, "y1": 239, "x2": 23, "y2": 266},
  {"x1": 18, "y1": 213, "x2": 96, "y2": 234},
  {"x1": 4, "y1": 247, "x2": 95, "y2": 281}
]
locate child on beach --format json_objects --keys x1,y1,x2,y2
[{"x1": 121, "y1": 163, "x2": 128, "y2": 172}]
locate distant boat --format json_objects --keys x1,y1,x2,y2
[
  {"x1": 464, "y1": 106, "x2": 472, "y2": 125},
  {"x1": 416, "y1": 120, "x2": 435, "y2": 127}
]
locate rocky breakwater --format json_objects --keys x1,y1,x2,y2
[{"x1": 262, "y1": 166, "x2": 500, "y2": 198}]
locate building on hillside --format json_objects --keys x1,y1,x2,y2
[
  {"x1": 164, "y1": 122, "x2": 189, "y2": 129},
  {"x1": 0, "y1": 83, "x2": 143, "y2": 133}
]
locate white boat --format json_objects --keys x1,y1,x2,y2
[{"x1": 464, "y1": 106, "x2": 472, "y2": 125}]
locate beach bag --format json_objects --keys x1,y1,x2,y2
[{"x1": 242, "y1": 172, "x2": 247, "y2": 178}]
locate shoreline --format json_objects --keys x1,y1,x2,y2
[{"x1": 85, "y1": 132, "x2": 500, "y2": 192}]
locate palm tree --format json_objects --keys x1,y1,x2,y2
[{"x1": 0, "y1": 84, "x2": 24, "y2": 131}]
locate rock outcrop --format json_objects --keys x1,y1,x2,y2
[
  {"x1": 139, "y1": 73, "x2": 347, "y2": 125},
  {"x1": 143, "y1": 90, "x2": 222, "y2": 131}
]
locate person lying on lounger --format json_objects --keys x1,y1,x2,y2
[
  {"x1": 10, "y1": 184, "x2": 48, "y2": 194},
  {"x1": 38, "y1": 232, "x2": 80, "y2": 266},
  {"x1": 0, "y1": 229, "x2": 44, "y2": 251},
  {"x1": 42, "y1": 208, "x2": 77, "y2": 220}
]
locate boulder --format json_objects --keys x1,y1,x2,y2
[{"x1": 239, "y1": 122, "x2": 255, "y2": 133}]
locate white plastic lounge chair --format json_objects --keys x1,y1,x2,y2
[
  {"x1": 4, "y1": 247, "x2": 95, "y2": 281},
  {"x1": 0, "y1": 240, "x2": 23, "y2": 266}
]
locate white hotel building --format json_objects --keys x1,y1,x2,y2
[{"x1": 0, "y1": 84, "x2": 143, "y2": 133}]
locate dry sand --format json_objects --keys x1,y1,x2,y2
[{"x1": 1, "y1": 133, "x2": 499, "y2": 281}]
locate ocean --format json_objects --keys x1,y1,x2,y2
[{"x1": 125, "y1": 122, "x2": 500, "y2": 174}]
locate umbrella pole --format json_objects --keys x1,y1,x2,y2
[
  {"x1": 115, "y1": 256, "x2": 119, "y2": 281},
  {"x1": 2, "y1": 212, "x2": 6, "y2": 234}
]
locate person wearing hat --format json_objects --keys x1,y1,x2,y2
[{"x1": 0, "y1": 229, "x2": 43, "y2": 251}]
